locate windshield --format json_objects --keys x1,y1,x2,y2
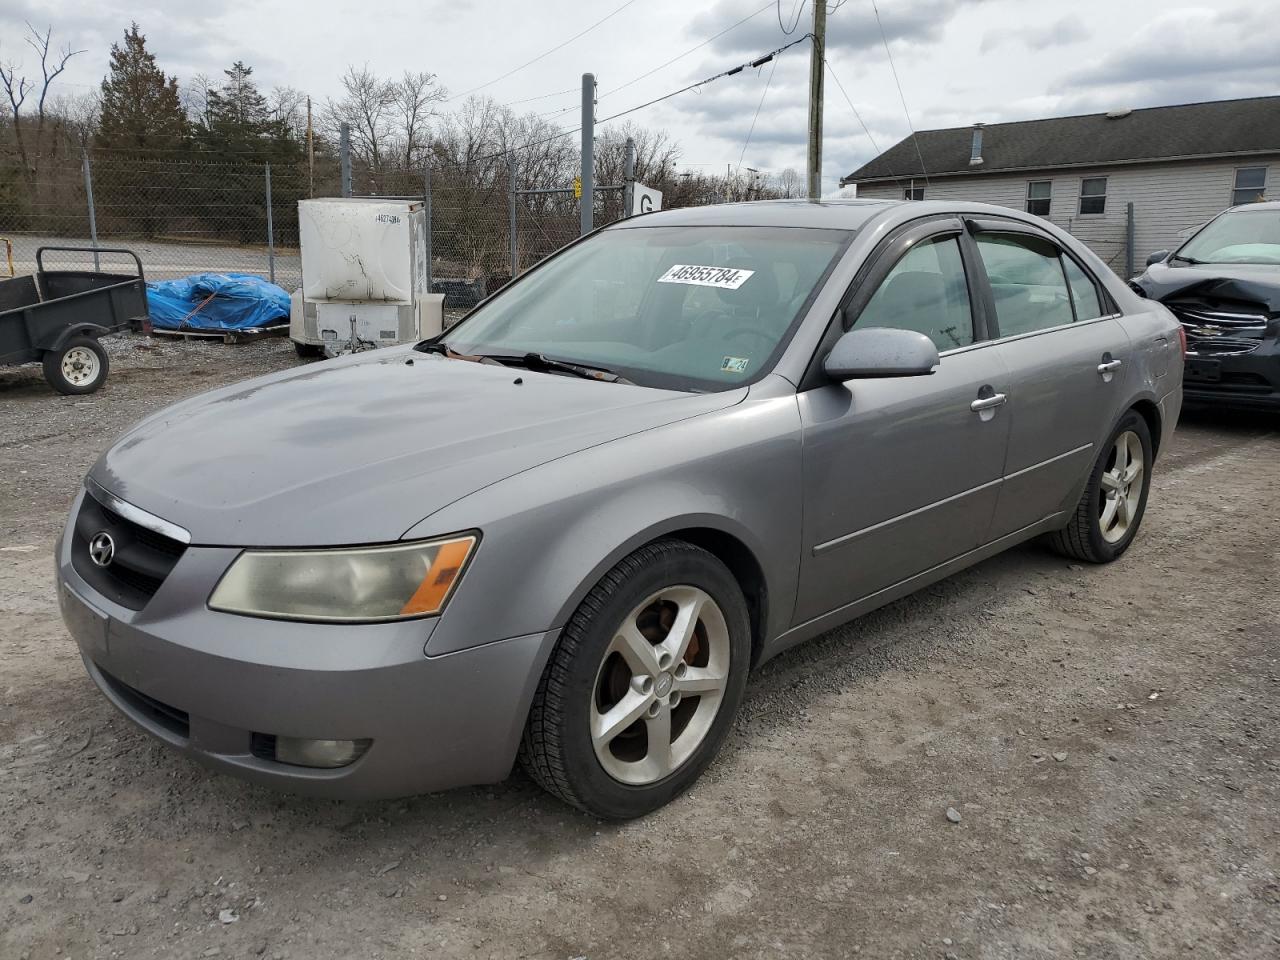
[
  {"x1": 1177, "y1": 208, "x2": 1280, "y2": 265},
  {"x1": 438, "y1": 225, "x2": 851, "y2": 391}
]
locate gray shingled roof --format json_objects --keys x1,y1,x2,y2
[{"x1": 842, "y1": 96, "x2": 1280, "y2": 185}]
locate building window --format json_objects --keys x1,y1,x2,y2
[
  {"x1": 1079, "y1": 177, "x2": 1107, "y2": 215},
  {"x1": 1026, "y1": 180, "x2": 1052, "y2": 217},
  {"x1": 1231, "y1": 167, "x2": 1267, "y2": 206},
  {"x1": 903, "y1": 185, "x2": 925, "y2": 201}
]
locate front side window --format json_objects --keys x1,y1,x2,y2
[
  {"x1": 1231, "y1": 166, "x2": 1267, "y2": 206},
  {"x1": 854, "y1": 236, "x2": 974, "y2": 352},
  {"x1": 1026, "y1": 180, "x2": 1052, "y2": 217},
  {"x1": 1178, "y1": 208, "x2": 1280, "y2": 265},
  {"x1": 1079, "y1": 177, "x2": 1107, "y2": 215},
  {"x1": 976, "y1": 233, "x2": 1074, "y2": 336},
  {"x1": 440, "y1": 225, "x2": 850, "y2": 391}
]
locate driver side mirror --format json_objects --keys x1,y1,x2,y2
[
  {"x1": 824, "y1": 327, "x2": 939, "y2": 380},
  {"x1": 1145, "y1": 250, "x2": 1170, "y2": 267}
]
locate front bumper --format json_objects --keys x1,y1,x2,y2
[
  {"x1": 1182, "y1": 342, "x2": 1280, "y2": 410},
  {"x1": 56, "y1": 492, "x2": 556, "y2": 799}
]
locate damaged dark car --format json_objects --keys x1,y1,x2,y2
[{"x1": 1132, "y1": 201, "x2": 1280, "y2": 411}]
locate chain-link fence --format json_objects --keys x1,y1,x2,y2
[{"x1": 1, "y1": 151, "x2": 652, "y2": 308}]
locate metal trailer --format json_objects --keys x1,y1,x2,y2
[{"x1": 0, "y1": 247, "x2": 148, "y2": 395}]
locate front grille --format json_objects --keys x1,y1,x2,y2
[
  {"x1": 1169, "y1": 302, "x2": 1271, "y2": 356},
  {"x1": 71, "y1": 493, "x2": 186, "y2": 610},
  {"x1": 98, "y1": 668, "x2": 190, "y2": 738}
]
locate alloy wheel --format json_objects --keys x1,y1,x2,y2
[
  {"x1": 1098, "y1": 429, "x2": 1143, "y2": 543},
  {"x1": 590, "y1": 585, "x2": 730, "y2": 785}
]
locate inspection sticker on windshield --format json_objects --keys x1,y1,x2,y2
[
  {"x1": 657, "y1": 264, "x2": 755, "y2": 290},
  {"x1": 721, "y1": 356, "x2": 750, "y2": 373}
]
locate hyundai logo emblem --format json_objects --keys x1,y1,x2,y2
[{"x1": 88, "y1": 531, "x2": 115, "y2": 568}]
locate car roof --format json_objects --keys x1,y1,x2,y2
[
  {"x1": 608, "y1": 197, "x2": 1087, "y2": 232},
  {"x1": 610, "y1": 198, "x2": 901, "y2": 231},
  {"x1": 1225, "y1": 200, "x2": 1280, "y2": 212}
]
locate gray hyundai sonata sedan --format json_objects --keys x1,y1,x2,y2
[{"x1": 57, "y1": 199, "x2": 1182, "y2": 818}]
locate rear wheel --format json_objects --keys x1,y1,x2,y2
[
  {"x1": 519, "y1": 540, "x2": 751, "y2": 819},
  {"x1": 43, "y1": 336, "x2": 109, "y2": 395},
  {"x1": 1049, "y1": 410, "x2": 1153, "y2": 563}
]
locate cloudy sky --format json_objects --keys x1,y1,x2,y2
[{"x1": 3, "y1": 0, "x2": 1277, "y2": 192}]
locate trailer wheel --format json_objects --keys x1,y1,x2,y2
[{"x1": 43, "y1": 336, "x2": 109, "y2": 395}]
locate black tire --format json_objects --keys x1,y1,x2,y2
[
  {"x1": 1049, "y1": 409, "x2": 1153, "y2": 563},
  {"x1": 519, "y1": 539, "x2": 752, "y2": 819},
  {"x1": 42, "y1": 336, "x2": 109, "y2": 395}
]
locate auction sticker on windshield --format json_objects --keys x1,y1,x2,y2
[{"x1": 657, "y1": 265, "x2": 755, "y2": 290}]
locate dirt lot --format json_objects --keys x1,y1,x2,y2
[{"x1": 1, "y1": 336, "x2": 1277, "y2": 960}]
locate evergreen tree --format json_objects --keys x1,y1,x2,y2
[{"x1": 95, "y1": 23, "x2": 187, "y2": 153}]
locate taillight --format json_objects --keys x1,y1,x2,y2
[{"x1": 1177, "y1": 324, "x2": 1187, "y2": 358}]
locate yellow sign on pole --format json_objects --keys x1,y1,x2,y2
[{"x1": 573, "y1": 177, "x2": 582, "y2": 199}]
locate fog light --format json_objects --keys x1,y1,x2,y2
[{"x1": 273, "y1": 736, "x2": 370, "y2": 769}]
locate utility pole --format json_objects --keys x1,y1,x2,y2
[
  {"x1": 807, "y1": 0, "x2": 826, "y2": 201},
  {"x1": 580, "y1": 73, "x2": 595, "y2": 236}
]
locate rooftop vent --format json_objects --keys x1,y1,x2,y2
[
  {"x1": 969, "y1": 122, "x2": 984, "y2": 167},
  {"x1": 1105, "y1": 108, "x2": 1133, "y2": 119}
]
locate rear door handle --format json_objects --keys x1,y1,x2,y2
[
  {"x1": 1097, "y1": 360, "x2": 1123, "y2": 374},
  {"x1": 970, "y1": 393, "x2": 1007, "y2": 412}
]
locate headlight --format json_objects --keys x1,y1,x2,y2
[{"x1": 208, "y1": 534, "x2": 477, "y2": 622}]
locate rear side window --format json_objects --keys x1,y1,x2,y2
[
  {"x1": 1062, "y1": 256, "x2": 1104, "y2": 320},
  {"x1": 976, "y1": 233, "x2": 1074, "y2": 336},
  {"x1": 854, "y1": 236, "x2": 974, "y2": 352}
]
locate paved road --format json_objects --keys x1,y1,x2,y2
[{"x1": 1, "y1": 342, "x2": 1277, "y2": 959}]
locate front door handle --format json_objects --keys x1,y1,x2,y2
[
  {"x1": 1097, "y1": 360, "x2": 1123, "y2": 374},
  {"x1": 970, "y1": 393, "x2": 1007, "y2": 412}
]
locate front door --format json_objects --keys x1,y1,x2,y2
[
  {"x1": 794, "y1": 228, "x2": 1011, "y2": 626},
  {"x1": 968, "y1": 226, "x2": 1135, "y2": 537}
]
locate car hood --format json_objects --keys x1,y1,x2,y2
[
  {"x1": 90, "y1": 348, "x2": 744, "y2": 546},
  {"x1": 1135, "y1": 261, "x2": 1280, "y2": 311}
]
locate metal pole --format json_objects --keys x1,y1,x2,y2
[
  {"x1": 1125, "y1": 201, "x2": 1135, "y2": 278},
  {"x1": 340, "y1": 122, "x2": 352, "y2": 197},
  {"x1": 82, "y1": 151, "x2": 100, "y2": 271},
  {"x1": 306, "y1": 96, "x2": 314, "y2": 198},
  {"x1": 580, "y1": 73, "x2": 594, "y2": 235},
  {"x1": 423, "y1": 164, "x2": 433, "y2": 294},
  {"x1": 623, "y1": 136, "x2": 636, "y2": 217},
  {"x1": 265, "y1": 163, "x2": 276, "y2": 284},
  {"x1": 508, "y1": 154, "x2": 518, "y2": 279},
  {"x1": 807, "y1": 0, "x2": 826, "y2": 201}
]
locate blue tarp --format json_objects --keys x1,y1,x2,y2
[{"x1": 146, "y1": 273, "x2": 291, "y2": 331}]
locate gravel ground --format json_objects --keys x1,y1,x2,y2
[{"x1": 1, "y1": 336, "x2": 1278, "y2": 960}]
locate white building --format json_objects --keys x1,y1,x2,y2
[{"x1": 842, "y1": 96, "x2": 1279, "y2": 276}]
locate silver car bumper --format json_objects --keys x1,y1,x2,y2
[{"x1": 56, "y1": 496, "x2": 555, "y2": 800}]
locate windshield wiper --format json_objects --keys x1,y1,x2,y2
[
  {"x1": 414, "y1": 341, "x2": 502, "y2": 365},
  {"x1": 1170, "y1": 254, "x2": 1206, "y2": 265},
  {"x1": 482, "y1": 352, "x2": 634, "y2": 384}
]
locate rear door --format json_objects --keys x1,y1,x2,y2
[
  {"x1": 794, "y1": 219, "x2": 1011, "y2": 626},
  {"x1": 967, "y1": 221, "x2": 1133, "y2": 538}
]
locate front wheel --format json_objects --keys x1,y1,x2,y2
[
  {"x1": 1049, "y1": 409, "x2": 1153, "y2": 563},
  {"x1": 43, "y1": 336, "x2": 109, "y2": 395},
  {"x1": 519, "y1": 540, "x2": 751, "y2": 819}
]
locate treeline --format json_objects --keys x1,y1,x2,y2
[{"x1": 1, "y1": 21, "x2": 801, "y2": 275}]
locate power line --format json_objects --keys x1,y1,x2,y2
[
  {"x1": 777, "y1": 0, "x2": 806, "y2": 34},
  {"x1": 870, "y1": 0, "x2": 928, "y2": 186},
  {"x1": 500, "y1": 1, "x2": 776, "y2": 114},
  {"x1": 824, "y1": 56, "x2": 903, "y2": 188},
  {"x1": 445, "y1": 0, "x2": 642, "y2": 104},
  {"x1": 470, "y1": 35, "x2": 812, "y2": 166},
  {"x1": 738, "y1": 45, "x2": 786, "y2": 171}
]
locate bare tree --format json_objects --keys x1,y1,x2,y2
[
  {"x1": 269, "y1": 84, "x2": 309, "y2": 139},
  {"x1": 391, "y1": 71, "x2": 445, "y2": 169},
  {"x1": 0, "y1": 22, "x2": 84, "y2": 177},
  {"x1": 322, "y1": 64, "x2": 397, "y2": 170},
  {"x1": 774, "y1": 167, "x2": 802, "y2": 199}
]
